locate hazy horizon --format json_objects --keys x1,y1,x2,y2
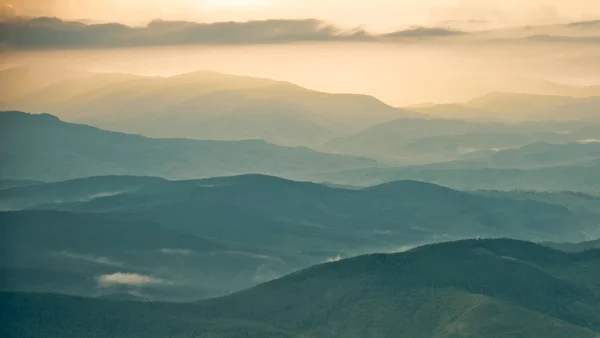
[
  {"x1": 1, "y1": 1, "x2": 600, "y2": 106},
  {"x1": 1, "y1": 2, "x2": 600, "y2": 336}
]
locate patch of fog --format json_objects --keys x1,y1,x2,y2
[
  {"x1": 252, "y1": 264, "x2": 280, "y2": 283},
  {"x1": 457, "y1": 147, "x2": 478, "y2": 154},
  {"x1": 97, "y1": 273, "x2": 165, "y2": 287},
  {"x1": 489, "y1": 145, "x2": 521, "y2": 152},
  {"x1": 324, "y1": 255, "x2": 342, "y2": 263},
  {"x1": 61, "y1": 251, "x2": 123, "y2": 267},
  {"x1": 386, "y1": 245, "x2": 417, "y2": 254},
  {"x1": 373, "y1": 230, "x2": 393, "y2": 235},
  {"x1": 215, "y1": 250, "x2": 284, "y2": 263},
  {"x1": 158, "y1": 248, "x2": 194, "y2": 256},
  {"x1": 159, "y1": 248, "x2": 284, "y2": 263},
  {"x1": 578, "y1": 138, "x2": 600, "y2": 144},
  {"x1": 87, "y1": 191, "x2": 126, "y2": 199}
]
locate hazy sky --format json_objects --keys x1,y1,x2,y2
[
  {"x1": 1, "y1": 0, "x2": 599, "y2": 105},
  {"x1": 3, "y1": 0, "x2": 600, "y2": 31}
]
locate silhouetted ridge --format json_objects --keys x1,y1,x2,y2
[
  {"x1": 0, "y1": 111, "x2": 60, "y2": 124},
  {"x1": 363, "y1": 179, "x2": 461, "y2": 197},
  {"x1": 0, "y1": 111, "x2": 375, "y2": 181},
  {"x1": 193, "y1": 174, "x2": 333, "y2": 192}
]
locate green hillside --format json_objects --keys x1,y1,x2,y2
[{"x1": 1, "y1": 239, "x2": 599, "y2": 338}]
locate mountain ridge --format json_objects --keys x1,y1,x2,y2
[{"x1": 2, "y1": 239, "x2": 599, "y2": 338}]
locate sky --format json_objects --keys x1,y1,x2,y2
[
  {"x1": 3, "y1": 0, "x2": 600, "y2": 31},
  {"x1": 1, "y1": 0, "x2": 599, "y2": 105}
]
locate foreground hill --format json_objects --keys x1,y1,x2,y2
[
  {"x1": 1, "y1": 174, "x2": 598, "y2": 299},
  {"x1": 0, "y1": 111, "x2": 376, "y2": 181},
  {"x1": 1, "y1": 239, "x2": 599, "y2": 338},
  {"x1": 0, "y1": 68, "x2": 423, "y2": 146}
]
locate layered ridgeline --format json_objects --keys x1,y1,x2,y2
[
  {"x1": 0, "y1": 67, "x2": 423, "y2": 146},
  {"x1": 542, "y1": 239, "x2": 600, "y2": 252},
  {"x1": 1, "y1": 239, "x2": 599, "y2": 338},
  {"x1": 3, "y1": 111, "x2": 600, "y2": 191},
  {"x1": 0, "y1": 111, "x2": 376, "y2": 181},
  {"x1": 1, "y1": 175, "x2": 599, "y2": 300},
  {"x1": 320, "y1": 135, "x2": 600, "y2": 190},
  {"x1": 320, "y1": 117, "x2": 600, "y2": 165},
  {"x1": 319, "y1": 165, "x2": 600, "y2": 194},
  {"x1": 407, "y1": 92, "x2": 600, "y2": 121}
]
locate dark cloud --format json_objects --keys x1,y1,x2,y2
[
  {"x1": 1, "y1": 16, "x2": 598, "y2": 49},
  {"x1": 568, "y1": 20, "x2": 600, "y2": 27},
  {"x1": 384, "y1": 27, "x2": 466, "y2": 38},
  {"x1": 525, "y1": 34, "x2": 600, "y2": 43},
  {"x1": 0, "y1": 17, "x2": 375, "y2": 49}
]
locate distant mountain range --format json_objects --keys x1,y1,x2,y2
[
  {"x1": 3, "y1": 110, "x2": 599, "y2": 192},
  {"x1": 2, "y1": 239, "x2": 599, "y2": 337},
  {"x1": 542, "y1": 239, "x2": 600, "y2": 252},
  {"x1": 0, "y1": 111, "x2": 377, "y2": 182},
  {"x1": 320, "y1": 166, "x2": 600, "y2": 194},
  {"x1": 320, "y1": 117, "x2": 600, "y2": 164},
  {"x1": 1, "y1": 174, "x2": 598, "y2": 300},
  {"x1": 460, "y1": 141, "x2": 600, "y2": 169},
  {"x1": 3, "y1": 67, "x2": 599, "y2": 149},
  {"x1": 408, "y1": 92, "x2": 600, "y2": 121},
  {"x1": 0, "y1": 68, "x2": 423, "y2": 146}
]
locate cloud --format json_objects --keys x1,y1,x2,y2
[
  {"x1": 569, "y1": 20, "x2": 600, "y2": 27},
  {"x1": 252, "y1": 264, "x2": 280, "y2": 282},
  {"x1": 159, "y1": 248, "x2": 194, "y2": 256},
  {"x1": 0, "y1": 17, "x2": 373, "y2": 49},
  {"x1": 324, "y1": 255, "x2": 342, "y2": 263},
  {"x1": 2, "y1": 16, "x2": 599, "y2": 50},
  {"x1": 0, "y1": 16, "x2": 471, "y2": 50},
  {"x1": 97, "y1": 273, "x2": 164, "y2": 287},
  {"x1": 578, "y1": 138, "x2": 600, "y2": 144},
  {"x1": 386, "y1": 245, "x2": 417, "y2": 254},
  {"x1": 61, "y1": 251, "x2": 123, "y2": 267},
  {"x1": 0, "y1": 4, "x2": 17, "y2": 18},
  {"x1": 524, "y1": 34, "x2": 600, "y2": 44},
  {"x1": 384, "y1": 27, "x2": 465, "y2": 38}
]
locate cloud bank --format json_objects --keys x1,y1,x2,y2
[
  {"x1": 97, "y1": 273, "x2": 164, "y2": 287},
  {"x1": 1, "y1": 16, "x2": 599, "y2": 50},
  {"x1": 0, "y1": 17, "x2": 372, "y2": 49}
]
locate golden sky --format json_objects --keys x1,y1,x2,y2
[
  {"x1": 2, "y1": 0, "x2": 599, "y2": 31},
  {"x1": 1, "y1": 0, "x2": 599, "y2": 105}
]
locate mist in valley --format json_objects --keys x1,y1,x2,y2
[{"x1": 1, "y1": 1, "x2": 600, "y2": 337}]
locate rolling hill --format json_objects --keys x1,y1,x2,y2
[
  {"x1": 454, "y1": 141, "x2": 600, "y2": 169},
  {"x1": 0, "y1": 111, "x2": 376, "y2": 182},
  {"x1": 542, "y1": 239, "x2": 600, "y2": 252},
  {"x1": 1, "y1": 174, "x2": 598, "y2": 300},
  {"x1": 319, "y1": 118, "x2": 600, "y2": 164},
  {"x1": 407, "y1": 92, "x2": 600, "y2": 122},
  {"x1": 1, "y1": 239, "x2": 599, "y2": 338},
  {"x1": 0, "y1": 68, "x2": 423, "y2": 146},
  {"x1": 320, "y1": 165, "x2": 600, "y2": 194},
  {"x1": 465, "y1": 92, "x2": 575, "y2": 117}
]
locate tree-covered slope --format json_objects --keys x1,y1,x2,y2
[
  {"x1": 0, "y1": 111, "x2": 376, "y2": 181},
  {"x1": 1, "y1": 239, "x2": 599, "y2": 338},
  {"x1": 2, "y1": 175, "x2": 598, "y2": 299}
]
